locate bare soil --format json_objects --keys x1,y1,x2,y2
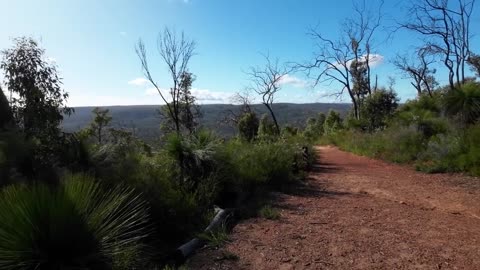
[{"x1": 188, "y1": 146, "x2": 480, "y2": 269}]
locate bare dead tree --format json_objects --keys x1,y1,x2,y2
[
  {"x1": 401, "y1": 0, "x2": 475, "y2": 89},
  {"x1": 346, "y1": 0, "x2": 383, "y2": 95},
  {"x1": 219, "y1": 90, "x2": 255, "y2": 126},
  {"x1": 136, "y1": 27, "x2": 196, "y2": 134},
  {"x1": 394, "y1": 48, "x2": 437, "y2": 97},
  {"x1": 298, "y1": 0, "x2": 383, "y2": 120},
  {"x1": 247, "y1": 54, "x2": 289, "y2": 134}
]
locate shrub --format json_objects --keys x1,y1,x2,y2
[
  {"x1": 444, "y1": 82, "x2": 480, "y2": 125},
  {"x1": 324, "y1": 110, "x2": 343, "y2": 135},
  {"x1": 0, "y1": 174, "x2": 150, "y2": 270},
  {"x1": 303, "y1": 113, "x2": 326, "y2": 138},
  {"x1": 416, "y1": 133, "x2": 463, "y2": 173},
  {"x1": 359, "y1": 89, "x2": 399, "y2": 132},
  {"x1": 214, "y1": 139, "x2": 310, "y2": 208},
  {"x1": 258, "y1": 205, "x2": 280, "y2": 220},
  {"x1": 258, "y1": 114, "x2": 278, "y2": 139},
  {"x1": 197, "y1": 225, "x2": 229, "y2": 249},
  {"x1": 456, "y1": 124, "x2": 480, "y2": 175},
  {"x1": 238, "y1": 112, "x2": 259, "y2": 141}
]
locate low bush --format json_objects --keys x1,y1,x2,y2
[
  {"x1": 258, "y1": 205, "x2": 281, "y2": 220},
  {"x1": 0, "y1": 174, "x2": 149, "y2": 269}
]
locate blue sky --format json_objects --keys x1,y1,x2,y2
[{"x1": 0, "y1": 0, "x2": 479, "y2": 106}]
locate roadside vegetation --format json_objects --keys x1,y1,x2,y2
[
  {"x1": 0, "y1": 36, "x2": 313, "y2": 269},
  {"x1": 297, "y1": 0, "x2": 480, "y2": 177},
  {"x1": 1, "y1": 0, "x2": 479, "y2": 268}
]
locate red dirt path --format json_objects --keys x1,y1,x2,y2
[{"x1": 189, "y1": 146, "x2": 480, "y2": 269}]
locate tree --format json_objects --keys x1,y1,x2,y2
[
  {"x1": 324, "y1": 110, "x2": 343, "y2": 135},
  {"x1": 360, "y1": 89, "x2": 399, "y2": 131},
  {"x1": 159, "y1": 72, "x2": 201, "y2": 134},
  {"x1": 401, "y1": 0, "x2": 476, "y2": 89},
  {"x1": 136, "y1": 27, "x2": 196, "y2": 134},
  {"x1": 220, "y1": 91, "x2": 255, "y2": 126},
  {"x1": 87, "y1": 107, "x2": 112, "y2": 144},
  {"x1": 237, "y1": 112, "x2": 259, "y2": 141},
  {"x1": 248, "y1": 54, "x2": 289, "y2": 135},
  {"x1": 394, "y1": 49, "x2": 438, "y2": 97},
  {"x1": 299, "y1": 0, "x2": 383, "y2": 120},
  {"x1": 1, "y1": 37, "x2": 72, "y2": 140}
]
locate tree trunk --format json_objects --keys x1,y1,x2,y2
[{"x1": 265, "y1": 103, "x2": 280, "y2": 135}]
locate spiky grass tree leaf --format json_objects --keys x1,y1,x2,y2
[
  {"x1": 445, "y1": 83, "x2": 480, "y2": 124},
  {"x1": 0, "y1": 175, "x2": 150, "y2": 270}
]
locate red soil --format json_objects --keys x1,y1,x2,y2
[{"x1": 189, "y1": 146, "x2": 480, "y2": 269}]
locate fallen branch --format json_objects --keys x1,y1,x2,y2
[{"x1": 174, "y1": 207, "x2": 234, "y2": 264}]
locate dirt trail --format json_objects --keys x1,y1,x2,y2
[{"x1": 189, "y1": 146, "x2": 480, "y2": 269}]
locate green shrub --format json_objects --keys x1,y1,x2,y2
[
  {"x1": 258, "y1": 205, "x2": 280, "y2": 220},
  {"x1": 457, "y1": 125, "x2": 480, "y2": 175},
  {"x1": 359, "y1": 89, "x2": 399, "y2": 132},
  {"x1": 197, "y1": 225, "x2": 229, "y2": 248},
  {"x1": 444, "y1": 82, "x2": 480, "y2": 125},
  {"x1": 324, "y1": 110, "x2": 343, "y2": 135},
  {"x1": 416, "y1": 133, "x2": 463, "y2": 173},
  {"x1": 238, "y1": 112, "x2": 259, "y2": 141},
  {"x1": 258, "y1": 114, "x2": 278, "y2": 140},
  {"x1": 0, "y1": 174, "x2": 149, "y2": 270}
]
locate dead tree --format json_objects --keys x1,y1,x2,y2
[
  {"x1": 394, "y1": 49, "x2": 437, "y2": 97},
  {"x1": 136, "y1": 27, "x2": 196, "y2": 134},
  {"x1": 298, "y1": 0, "x2": 383, "y2": 120},
  {"x1": 247, "y1": 54, "x2": 289, "y2": 134},
  {"x1": 220, "y1": 91, "x2": 255, "y2": 126},
  {"x1": 401, "y1": 0, "x2": 475, "y2": 89}
]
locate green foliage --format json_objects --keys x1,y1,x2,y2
[
  {"x1": 359, "y1": 89, "x2": 399, "y2": 131},
  {"x1": 197, "y1": 225, "x2": 229, "y2": 249},
  {"x1": 323, "y1": 110, "x2": 343, "y2": 135},
  {"x1": 258, "y1": 114, "x2": 277, "y2": 139},
  {"x1": 282, "y1": 124, "x2": 299, "y2": 136},
  {"x1": 303, "y1": 112, "x2": 326, "y2": 138},
  {"x1": 444, "y1": 82, "x2": 480, "y2": 125},
  {"x1": 467, "y1": 53, "x2": 480, "y2": 77},
  {"x1": 0, "y1": 174, "x2": 149, "y2": 270},
  {"x1": 1, "y1": 37, "x2": 72, "y2": 140},
  {"x1": 86, "y1": 107, "x2": 112, "y2": 144},
  {"x1": 159, "y1": 72, "x2": 202, "y2": 135},
  {"x1": 165, "y1": 130, "x2": 220, "y2": 190},
  {"x1": 237, "y1": 112, "x2": 259, "y2": 141},
  {"x1": 456, "y1": 125, "x2": 480, "y2": 175},
  {"x1": 258, "y1": 205, "x2": 280, "y2": 220}
]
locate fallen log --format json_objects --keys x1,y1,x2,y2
[{"x1": 174, "y1": 207, "x2": 234, "y2": 264}]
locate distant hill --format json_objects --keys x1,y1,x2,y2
[{"x1": 62, "y1": 103, "x2": 351, "y2": 139}]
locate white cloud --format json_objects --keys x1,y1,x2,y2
[
  {"x1": 128, "y1": 78, "x2": 150, "y2": 86},
  {"x1": 120, "y1": 31, "x2": 127, "y2": 37},
  {"x1": 144, "y1": 87, "x2": 232, "y2": 104},
  {"x1": 345, "y1": 54, "x2": 384, "y2": 68},
  {"x1": 191, "y1": 88, "x2": 232, "y2": 103},
  {"x1": 279, "y1": 74, "x2": 309, "y2": 88}
]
